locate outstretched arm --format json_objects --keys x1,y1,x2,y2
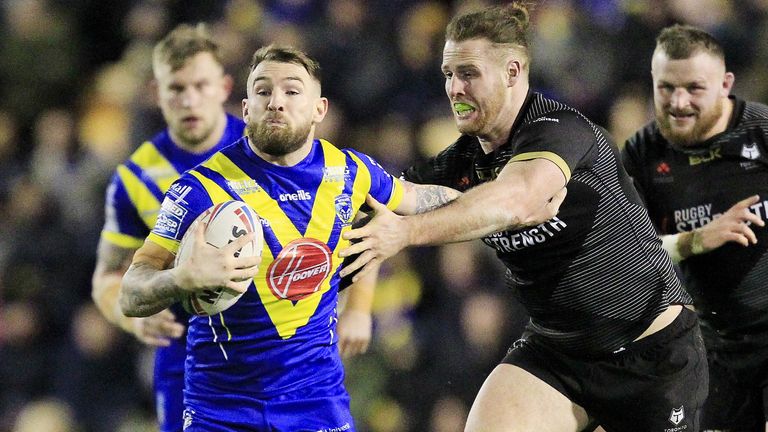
[
  {"x1": 340, "y1": 158, "x2": 567, "y2": 281},
  {"x1": 662, "y1": 194, "x2": 765, "y2": 262},
  {"x1": 120, "y1": 224, "x2": 260, "y2": 317}
]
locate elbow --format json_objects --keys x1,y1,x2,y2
[{"x1": 118, "y1": 280, "x2": 142, "y2": 317}]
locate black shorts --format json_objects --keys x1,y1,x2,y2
[
  {"x1": 502, "y1": 307, "x2": 708, "y2": 432},
  {"x1": 701, "y1": 341, "x2": 768, "y2": 431}
]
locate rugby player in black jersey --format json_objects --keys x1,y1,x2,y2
[
  {"x1": 623, "y1": 24, "x2": 768, "y2": 432},
  {"x1": 340, "y1": 3, "x2": 707, "y2": 431}
]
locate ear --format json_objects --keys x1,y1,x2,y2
[
  {"x1": 722, "y1": 72, "x2": 735, "y2": 97},
  {"x1": 313, "y1": 97, "x2": 329, "y2": 124},
  {"x1": 241, "y1": 98, "x2": 249, "y2": 121},
  {"x1": 506, "y1": 59, "x2": 522, "y2": 87}
]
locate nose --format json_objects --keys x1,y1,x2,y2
[
  {"x1": 268, "y1": 93, "x2": 283, "y2": 111},
  {"x1": 670, "y1": 88, "x2": 690, "y2": 111},
  {"x1": 446, "y1": 75, "x2": 464, "y2": 99},
  {"x1": 178, "y1": 89, "x2": 202, "y2": 109}
]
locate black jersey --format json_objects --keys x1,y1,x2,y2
[
  {"x1": 623, "y1": 97, "x2": 768, "y2": 348},
  {"x1": 404, "y1": 92, "x2": 691, "y2": 357}
]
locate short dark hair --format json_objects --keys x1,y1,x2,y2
[
  {"x1": 445, "y1": 2, "x2": 532, "y2": 53},
  {"x1": 249, "y1": 45, "x2": 322, "y2": 83},
  {"x1": 153, "y1": 23, "x2": 223, "y2": 73},
  {"x1": 655, "y1": 24, "x2": 725, "y2": 61}
]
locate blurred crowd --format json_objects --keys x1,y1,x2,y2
[{"x1": 2, "y1": 0, "x2": 768, "y2": 431}]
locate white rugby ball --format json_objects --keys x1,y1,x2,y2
[{"x1": 175, "y1": 200, "x2": 263, "y2": 316}]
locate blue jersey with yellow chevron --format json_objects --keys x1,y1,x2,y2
[
  {"x1": 100, "y1": 113, "x2": 245, "y2": 432},
  {"x1": 102, "y1": 113, "x2": 245, "y2": 249},
  {"x1": 147, "y1": 137, "x2": 403, "y2": 412}
]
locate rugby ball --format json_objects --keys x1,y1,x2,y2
[{"x1": 175, "y1": 200, "x2": 263, "y2": 316}]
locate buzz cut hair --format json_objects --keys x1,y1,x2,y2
[
  {"x1": 249, "y1": 45, "x2": 322, "y2": 84},
  {"x1": 655, "y1": 24, "x2": 725, "y2": 61},
  {"x1": 152, "y1": 23, "x2": 223, "y2": 73}
]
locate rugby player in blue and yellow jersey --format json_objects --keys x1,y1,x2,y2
[
  {"x1": 118, "y1": 45, "x2": 491, "y2": 431},
  {"x1": 92, "y1": 23, "x2": 386, "y2": 432},
  {"x1": 91, "y1": 24, "x2": 243, "y2": 432}
]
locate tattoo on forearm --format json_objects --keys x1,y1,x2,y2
[
  {"x1": 122, "y1": 262, "x2": 178, "y2": 316},
  {"x1": 414, "y1": 185, "x2": 459, "y2": 214}
]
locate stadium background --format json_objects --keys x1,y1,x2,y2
[{"x1": 1, "y1": 0, "x2": 767, "y2": 431}]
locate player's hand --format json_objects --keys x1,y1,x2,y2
[
  {"x1": 337, "y1": 309, "x2": 372, "y2": 359},
  {"x1": 128, "y1": 309, "x2": 185, "y2": 347},
  {"x1": 174, "y1": 223, "x2": 261, "y2": 295},
  {"x1": 697, "y1": 195, "x2": 764, "y2": 251},
  {"x1": 339, "y1": 195, "x2": 409, "y2": 282}
]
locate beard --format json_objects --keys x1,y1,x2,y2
[
  {"x1": 173, "y1": 119, "x2": 217, "y2": 148},
  {"x1": 454, "y1": 93, "x2": 504, "y2": 137},
  {"x1": 656, "y1": 99, "x2": 723, "y2": 147},
  {"x1": 246, "y1": 118, "x2": 311, "y2": 157}
]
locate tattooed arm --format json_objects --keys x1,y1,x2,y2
[
  {"x1": 92, "y1": 238, "x2": 186, "y2": 345},
  {"x1": 120, "y1": 227, "x2": 260, "y2": 317},
  {"x1": 398, "y1": 180, "x2": 462, "y2": 215}
]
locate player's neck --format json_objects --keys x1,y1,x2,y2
[
  {"x1": 477, "y1": 83, "x2": 529, "y2": 154},
  {"x1": 705, "y1": 97, "x2": 735, "y2": 141}
]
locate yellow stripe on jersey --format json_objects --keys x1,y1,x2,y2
[
  {"x1": 101, "y1": 231, "x2": 145, "y2": 249},
  {"x1": 347, "y1": 151, "x2": 403, "y2": 211},
  {"x1": 510, "y1": 151, "x2": 572, "y2": 182},
  {"x1": 188, "y1": 170, "x2": 234, "y2": 204},
  {"x1": 130, "y1": 141, "x2": 180, "y2": 193},
  {"x1": 200, "y1": 153, "x2": 324, "y2": 340},
  {"x1": 347, "y1": 151, "x2": 372, "y2": 216},
  {"x1": 117, "y1": 165, "x2": 162, "y2": 229},
  {"x1": 306, "y1": 140, "x2": 346, "y2": 242},
  {"x1": 387, "y1": 179, "x2": 405, "y2": 211},
  {"x1": 147, "y1": 232, "x2": 180, "y2": 253}
]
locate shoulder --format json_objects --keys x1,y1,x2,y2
[
  {"x1": 742, "y1": 99, "x2": 768, "y2": 120},
  {"x1": 623, "y1": 121, "x2": 664, "y2": 156},
  {"x1": 521, "y1": 94, "x2": 595, "y2": 137}
]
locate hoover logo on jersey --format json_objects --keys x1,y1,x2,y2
[
  {"x1": 335, "y1": 194, "x2": 353, "y2": 225},
  {"x1": 267, "y1": 238, "x2": 332, "y2": 302}
]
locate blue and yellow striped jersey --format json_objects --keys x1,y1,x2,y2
[
  {"x1": 100, "y1": 113, "x2": 245, "y2": 379},
  {"x1": 148, "y1": 137, "x2": 403, "y2": 399},
  {"x1": 101, "y1": 113, "x2": 246, "y2": 249}
]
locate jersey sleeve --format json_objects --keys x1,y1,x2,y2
[
  {"x1": 401, "y1": 137, "x2": 476, "y2": 191},
  {"x1": 345, "y1": 149, "x2": 404, "y2": 211},
  {"x1": 100, "y1": 171, "x2": 149, "y2": 249},
  {"x1": 146, "y1": 175, "x2": 214, "y2": 254},
  {"x1": 511, "y1": 110, "x2": 598, "y2": 182}
]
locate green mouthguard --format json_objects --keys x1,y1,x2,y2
[{"x1": 454, "y1": 102, "x2": 474, "y2": 113}]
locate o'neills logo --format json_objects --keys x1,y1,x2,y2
[{"x1": 267, "y1": 238, "x2": 332, "y2": 301}]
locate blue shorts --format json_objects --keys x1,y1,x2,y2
[
  {"x1": 183, "y1": 375, "x2": 354, "y2": 432},
  {"x1": 155, "y1": 338, "x2": 187, "y2": 432}
]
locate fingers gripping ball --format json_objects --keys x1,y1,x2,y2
[{"x1": 176, "y1": 201, "x2": 263, "y2": 316}]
